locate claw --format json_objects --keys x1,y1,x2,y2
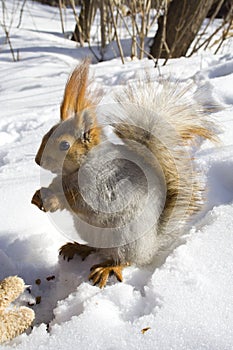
[
  {"x1": 89, "y1": 261, "x2": 128, "y2": 288},
  {"x1": 59, "y1": 242, "x2": 95, "y2": 261}
]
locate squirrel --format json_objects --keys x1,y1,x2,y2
[{"x1": 31, "y1": 58, "x2": 217, "y2": 288}]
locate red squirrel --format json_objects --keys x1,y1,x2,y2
[{"x1": 32, "y1": 59, "x2": 216, "y2": 288}]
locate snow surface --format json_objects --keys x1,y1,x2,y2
[{"x1": 0, "y1": 1, "x2": 233, "y2": 349}]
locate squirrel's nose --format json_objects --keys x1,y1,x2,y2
[{"x1": 35, "y1": 154, "x2": 41, "y2": 166}]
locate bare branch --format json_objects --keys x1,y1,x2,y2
[
  {"x1": 58, "y1": 0, "x2": 65, "y2": 35},
  {"x1": 17, "y1": 0, "x2": 27, "y2": 29},
  {"x1": 69, "y1": 0, "x2": 84, "y2": 46},
  {"x1": 108, "y1": 0, "x2": 125, "y2": 64}
]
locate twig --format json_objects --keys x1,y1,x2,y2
[
  {"x1": 100, "y1": 0, "x2": 106, "y2": 59},
  {"x1": 189, "y1": 0, "x2": 225, "y2": 55},
  {"x1": 155, "y1": 0, "x2": 168, "y2": 67},
  {"x1": 214, "y1": 16, "x2": 233, "y2": 53},
  {"x1": 1, "y1": 0, "x2": 17, "y2": 61},
  {"x1": 112, "y1": 0, "x2": 157, "y2": 64},
  {"x1": 17, "y1": 0, "x2": 27, "y2": 29},
  {"x1": 187, "y1": 20, "x2": 226, "y2": 56},
  {"x1": 1, "y1": 25, "x2": 17, "y2": 61},
  {"x1": 108, "y1": 0, "x2": 125, "y2": 64},
  {"x1": 58, "y1": 0, "x2": 65, "y2": 35},
  {"x1": 69, "y1": 0, "x2": 84, "y2": 46}
]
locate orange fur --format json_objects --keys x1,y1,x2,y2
[
  {"x1": 60, "y1": 58, "x2": 92, "y2": 121},
  {"x1": 179, "y1": 127, "x2": 218, "y2": 144}
]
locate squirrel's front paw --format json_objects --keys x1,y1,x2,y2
[
  {"x1": 31, "y1": 189, "x2": 44, "y2": 211},
  {"x1": 31, "y1": 188, "x2": 60, "y2": 212},
  {"x1": 59, "y1": 242, "x2": 96, "y2": 261}
]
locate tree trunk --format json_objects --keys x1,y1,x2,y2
[{"x1": 150, "y1": 0, "x2": 215, "y2": 59}]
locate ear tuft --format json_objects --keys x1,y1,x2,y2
[{"x1": 60, "y1": 58, "x2": 91, "y2": 121}]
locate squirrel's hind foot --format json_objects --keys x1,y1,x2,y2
[
  {"x1": 59, "y1": 242, "x2": 95, "y2": 261},
  {"x1": 89, "y1": 261, "x2": 130, "y2": 288}
]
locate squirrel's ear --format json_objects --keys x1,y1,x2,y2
[
  {"x1": 60, "y1": 58, "x2": 91, "y2": 121},
  {"x1": 74, "y1": 110, "x2": 95, "y2": 142}
]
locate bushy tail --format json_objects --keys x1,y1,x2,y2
[{"x1": 108, "y1": 79, "x2": 218, "y2": 242}]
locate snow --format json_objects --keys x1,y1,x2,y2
[{"x1": 0, "y1": 1, "x2": 233, "y2": 349}]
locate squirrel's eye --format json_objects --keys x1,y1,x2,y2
[{"x1": 59, "y1": 141, "x2": 70, "y2": 151}]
